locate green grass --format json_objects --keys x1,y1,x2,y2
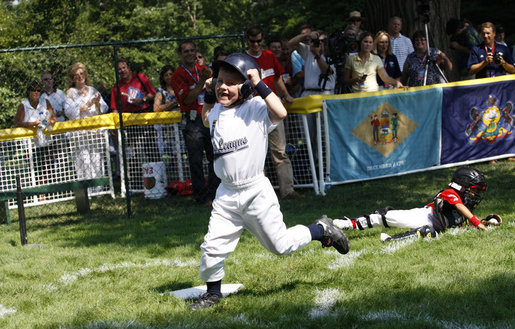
[{"x1": 0, "y1": 161, "x2": 514, "y2": 328}]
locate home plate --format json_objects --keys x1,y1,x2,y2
[{"x1": 163, "y1": 283, "x2": 244, "y2": 299}]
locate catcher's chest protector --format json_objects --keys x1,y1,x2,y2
[{"x1": 432, "y1": 196, "x2": 466, "y2": 232}]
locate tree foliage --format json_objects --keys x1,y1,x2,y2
[{"x1": 0, "y1": 0, "x2": 483, "y2": 129}]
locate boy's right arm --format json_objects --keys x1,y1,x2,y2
[{"x1": 455, "y1": 203, "x2": 488, "y2": 231}]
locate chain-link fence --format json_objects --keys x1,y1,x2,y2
[{"x1": 0, "y1": 34, "x2": 326, "y2": 226}]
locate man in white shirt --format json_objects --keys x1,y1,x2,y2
[
  {"x1": 40, "y1": 72, "x2": 66, "y2": 121},
  {"x1": 388, "y1": 16, "x2": 414, "y2": 71}
]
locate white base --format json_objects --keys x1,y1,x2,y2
[{"x1": 163, "y1": 283, "x2": 244, "y2": 299}]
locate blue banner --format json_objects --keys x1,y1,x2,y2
[
  {"x1": 326, "y1": 88, "x2": 442, "y2": 182},
  {"x1": 441, "y1": 79, "x2": 515, "y2": 164}
]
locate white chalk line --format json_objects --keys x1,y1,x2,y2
[
  {"x1": 309, "y1": 288, "x2": 341, "y2": 318},
  {"x1": 46, "y1": 258, "x2": 197, "y2": 291},
  {"x1": 0, "y1": 304, "x2": 17, "y2": 318}
]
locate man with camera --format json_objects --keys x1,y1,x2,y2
[
  {"x1": 468, "y1": 22, "x2": 515, "y2": 78},
  {"x1": 288, "y1": 30, "x2": 335, "y2": 163}
]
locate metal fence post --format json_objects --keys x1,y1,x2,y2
[{"x1": 113, "y1": 46, "x2": 132, "y2": 218}]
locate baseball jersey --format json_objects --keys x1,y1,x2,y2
[
  {"x1": 426, "y1": 188, "x2": 462, "y2": 209},
  {"x1": 468, "y1": 41, "x2": 514, "y2": 78},
  {"x1": 171, "y1": 64, "x2": 208, "y2": 114},
  {"x1": 246, "y1": 50, "x2": 284, "y2": 92},
  {"x1": 208, "y1": 97, "x2": 278, "y2": 185},
  {"x1": 110, "y1": 73, "x2": 156, "y2": 113}
]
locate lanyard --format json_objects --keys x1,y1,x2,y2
[
  {"x1": 485, "y1": 43, "x2": 495, "y2": 55},
  {"x1": 418, "y1": 53, "x2": 427, "y2": 66},
  {"x1": 181, "y1": 64, "x2": 199, "y2": 83}
]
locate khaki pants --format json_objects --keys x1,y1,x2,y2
[{"x1": 268, "y1": 121, "x2": 294, "y2": 198}]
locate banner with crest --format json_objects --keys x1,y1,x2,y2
[
  {"x1": 440, "y1": 79, "x2": 515, "y2": 164},
  {"x1": 325, "y1": 88, "x2": 442, "y2": 182}
]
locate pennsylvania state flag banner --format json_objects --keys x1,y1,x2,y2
[
  {"x1": 441, "y1": 79, "x2": 515, "y2": 164},
  {"x1": 326, "y1": 88, "x2": 442, "y2": 182}
]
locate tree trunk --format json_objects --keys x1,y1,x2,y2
[{"x1": 364, "y1": 0, "x2": 461, "y2": 81}]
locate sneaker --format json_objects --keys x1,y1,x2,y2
[
  {"x1": 188, "y1": 292, "x2": 222, "y2": 310},
  {"x1": 333, "y1": 216, "x2": 354, "y2": 230},
  {"x1": 314, "y1": 215, "x2": 350, "y2": 254}
]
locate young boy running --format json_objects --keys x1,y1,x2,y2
[{"x1": 188, "y1": 53, "x2": 350, "y2": 310}]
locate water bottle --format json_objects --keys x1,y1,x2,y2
[{"x1": 324, "y1": 175, "x2": 332, "y2": 192}]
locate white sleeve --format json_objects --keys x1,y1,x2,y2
[
  {"x1": 64, "y1": 89, "x2": 80, "y2": 120},
  {"x1": 92, "y1": 87, "x2": 108, "y2": 114},
  {"x1": 298, "y1": 42, "x2": 310, "y2": 60}
]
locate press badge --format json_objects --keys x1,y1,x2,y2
[{"x1": 198, "y1": 92, "x2": 205, "y2": 106}]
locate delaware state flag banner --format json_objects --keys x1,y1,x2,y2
[
  {"x1": 441, "y1": 79, "x2": 515, "y2": 164},
  {"x1": 326, "y1": 88, "x2": 442, "y2": 182}
]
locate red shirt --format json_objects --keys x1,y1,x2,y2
[
  {"x1": 426, "y1": 188, "x2": 462, "y2": 209},
  {"x1": 426, "y1": 188, "x2": 481, "y2": 226},
  {"x1": 171, "y1": 64, "x2": 207, "y2": 114},
  {"x1": 111, "y1": 73, "x2": 156, "y2": 113},
  {"x1": 247, "y1": 50, "x2": 284, "y2": 92}
]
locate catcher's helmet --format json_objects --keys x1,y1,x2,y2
[
  {"x1": 449, "y1": 167, "x2": 487, "y2": 209},
  {"x1": 213, "y1": 53, "x2": 260, "y2": 100}
]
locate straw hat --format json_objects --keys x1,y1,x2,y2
[{"x1": 347, "y1": 11, "x2": 365, "y2": 22}]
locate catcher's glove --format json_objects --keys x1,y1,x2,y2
[{"x1": 480, "y1": 214, "x2": 503, "y2": 226}]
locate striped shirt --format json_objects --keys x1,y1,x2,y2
[{"x1": 390, "y1": 33, "x2": 414, "y2": 71}]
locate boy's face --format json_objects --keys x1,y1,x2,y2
[{"x1": 216, "y1": 67, "x2": 245, "y2": 107}]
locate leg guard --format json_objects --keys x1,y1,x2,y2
[
  {"x1": 355, "y1": 214, "x2": 374, "y2": 230},
  {"x1": 375, "y1": 206, "x2": 395, "y2": 228}
]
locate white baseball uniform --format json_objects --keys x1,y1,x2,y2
[{"x1": 199, "y1": 96, "x2": 312, "y2": 283}]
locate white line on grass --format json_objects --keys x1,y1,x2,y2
[
  {"x1": 308, "y1": 288, "x2": 341, "y2": 318},
  {"x1": 47, "y1": 258, "x2": 197, "y2": 291},
  {"x1": 362, "y1": 309, "x2": 497, "y2": 329},
  {"x1": 60, "y1": 320, "x2": 151, "y2": 329},
  {"x1": 0, "y1": 304, "x2": 16, "y2": 318},
  {"x1": 379, "y1": 238, "x2": 416, "y2": 254},
  {"x1": 328, "y1": 249, "x2": 366, "y2": 270}
]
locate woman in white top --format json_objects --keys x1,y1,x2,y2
[
  {"x1": 64, "y1": 62, "x2": 108, "y2": 193},
  {"x1": 14, "y1": 80, "x2": 57, "y2": 185},
  {"x1": 344, "y1": 32, "x2": 404, "y2": 92},
  {"x1": 64, "y1": 62, "x2": 108, "y2": 120},
  {"x1": 14, "y1": 80, "x2": 56, "y2": 129}
]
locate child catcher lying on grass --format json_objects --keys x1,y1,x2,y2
[
  {"x1": 330, "y1": 167, "x2": 502, "y2": 240},
  {"x1": 187, "y1": 53, "x2": 350, "y2": 310}
]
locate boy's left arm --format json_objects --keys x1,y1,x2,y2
[
  {"x1": 455, "y1": 203, "x2": 488, "y2": 231},
  {"x1": 247, "y1": 69, "x2": 287, "y2": 122}
]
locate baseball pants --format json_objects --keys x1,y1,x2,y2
[
  {"x1": 199, "y1": 174, "x2": 312, "y2": 283},
  {"x1": 354, "y1": 206, "x2": 434, "y2": 230}
]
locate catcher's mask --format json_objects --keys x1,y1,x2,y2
[
  {"x1": 449, "y1": 167, "x2": 487, "y2": 209},
  {"x1": 212, "y1": 53, "x2": 260, "y2": 104}
]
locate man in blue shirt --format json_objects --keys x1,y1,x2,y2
[{"x1": 468, "y1": 22, "x2": 515, "y2": 78}]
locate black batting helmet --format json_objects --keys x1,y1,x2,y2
[
  {"x1": 213, "y1": 53, "x2": 260, "y2": 100},
  {"x1": 449, "y1": 167, "x2": 487, "y2": 209}
]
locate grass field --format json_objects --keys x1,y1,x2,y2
[{"x1": 0, "y1": 161, "x2": 513, "y2": 328}]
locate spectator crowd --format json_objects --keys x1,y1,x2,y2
[{"x1": 13, "y1": 12, "x2": 514, "y2": 202}]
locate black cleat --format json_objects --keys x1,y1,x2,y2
[
  {"x1": 188, "y1": 292, "x2": 222, "y2": 310},
  {"x1": 315, "y1": 215, "x2": 350, "y2": 254}
]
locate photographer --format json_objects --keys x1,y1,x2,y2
[
  {"x1": 401, "y1": 30, "x2": 452, "y2": 87},
  {"x1": 468, "y1": 22, "x2": 515, "y2": 78},
  {"x1": 288, "y1": 30, "x2": 335, "y2": 97},
  {"x1": 288, "y1": 30, "x2": 335, "y2": 161}
]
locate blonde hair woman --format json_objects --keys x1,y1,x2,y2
[
  {"x1": 373, "y1": 31, "x2": 401, "y2": 89},
  {"x1": 64, "y1": 62, "x2": 107, "y2": 120},
  {"x1": 64, "y1": 62, "x2": 108, "y2": 194}
]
